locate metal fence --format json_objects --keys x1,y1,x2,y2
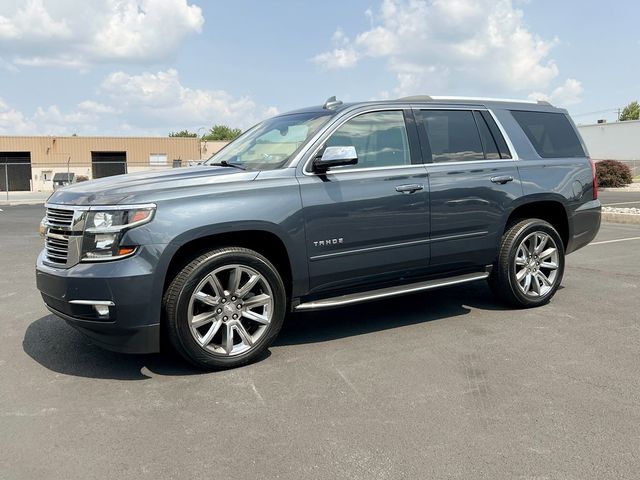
[
  {"x1": 620, "y1": 159, "x2": 639, "y2": 177},
  {"x1": 0, "y1": 160, "x2": 198, "y2": 202},
  {"x1": 593, "y1": 159, "x2": 640, "y2": 178}
]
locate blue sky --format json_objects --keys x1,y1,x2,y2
[{"x1": 0, "y1": 0, "x2": 637, "y2": 136}]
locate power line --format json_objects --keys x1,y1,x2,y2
[{"x1": 571, "y1": 108, "x2": 620, "y2": 118}]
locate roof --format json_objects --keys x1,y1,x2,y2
[{"x1": 279, "y1": 95, "x2": 562, "y2": 118}]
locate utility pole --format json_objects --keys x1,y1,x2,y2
[{"x1": 197, "y1": 127, "x2": 206, "y2": 160}]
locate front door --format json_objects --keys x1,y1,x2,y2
[
  {"x1": 297, "y1": 109, "x2": 430, "y2": 295},
  {"x1": 414, "y1": 108, "x2": 523, "y2": 270}
]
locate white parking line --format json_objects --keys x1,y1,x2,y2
[
  {"x1": 602, "y1": 201, "x2": 640, "y2": 206},
  {"x1": 589, "y1": 236, "x2": 640, "y2": 246}
]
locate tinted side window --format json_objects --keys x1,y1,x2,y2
[
  {"x1": 419, "y1": 110, "x2": 484, "y2": 163},
  {"x1": 473, "y1": 111, "x2": 500, "y2": 160},
  {"x1": 511, "y1": 110, "x2": 585, "y2": 158},
  {"x1": 479, "y1": 111, "x2": 512, "y2": 159},
  {"x1": 325, "y1": 110, "x2": 411, "y2": 169}
]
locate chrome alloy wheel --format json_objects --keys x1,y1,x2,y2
[
  {"x1": 514, "y1": 231, "x2": 559, "y2": 297},
  {"x1": 187, "y1": 264, "x2": 273, "y2": 356}
]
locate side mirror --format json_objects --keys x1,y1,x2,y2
[{"x1": 313, "y1": 146, "x2": 358, "y2": 172}]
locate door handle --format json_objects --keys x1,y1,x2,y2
[
  {"x1": 490, "y1": 175, "x2": 514, "y2": 185},
  {"x1": 395, "y1": 184, "x2": 424, "y2": 194}
]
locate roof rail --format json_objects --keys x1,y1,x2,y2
[
  {"x1": 397, "y1": 95, "x2": 552, "y2": 106},
  {"x1": 397, "y1": 95, "x2": 433, "y2": 101}
]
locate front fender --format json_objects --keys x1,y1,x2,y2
[{"x1": 137, "y1": 175, "x2": 308, "y2": 302}]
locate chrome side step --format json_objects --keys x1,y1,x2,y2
[{"x1": 294, "y1": 271, "x2": 489, "y2": 311}]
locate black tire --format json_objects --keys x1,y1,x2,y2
[
  {"x1": 163, "y1": 247, "x2": 286, "y2": 370},
  {"x1": 488, "y1": 218, "x2": 565, "y2": 308}
]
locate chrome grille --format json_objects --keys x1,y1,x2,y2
[
  {"x1": 43, "y1": 206, "x2": 78, "y2": 266},
  {"x1": 44, "y1": 233, "x2": 69, "y2": 264},
  {"x1": 45, "y1": 207, "x2": 75, "y2": 229}
]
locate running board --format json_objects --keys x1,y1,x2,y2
[{"x1": 294, "y1": 271, "x2": 490, "y2": 311}]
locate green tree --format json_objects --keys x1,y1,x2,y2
[
  {"x1": 619, "y1": 101, "x2": 640, "y2": 121},
  {"x1": 169, "y1": 130, "x2": 198, "y2": 137},
  {"x1": 202, "y1": 124, "x2": 242, "y2": 141}
]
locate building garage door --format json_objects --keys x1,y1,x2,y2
[
  {"x1": 91, "y1": 152, "x2": 127, "y2": 179},
  {"x1": 0, "y1": 152, "x2": 32, "y2": 191}
]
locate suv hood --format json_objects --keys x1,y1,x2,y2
[{"x1": 46, "y1": 166, "x2": 259, "y2": 206}]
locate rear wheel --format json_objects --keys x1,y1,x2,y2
[
  {"x1": 489, "y1": 219, "x2": 565, "y2": 308},
  {"x1": 163, "y1": 247, "x2": 286, "y2": 369}
]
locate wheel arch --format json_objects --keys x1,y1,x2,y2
[
  {"x1": 161, "y1": 223, "x2": 300, "y2": 302},
  {"x1": 505, "y1": 197, "x2": 570, "y2": 250}
]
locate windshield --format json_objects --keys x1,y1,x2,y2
[{"x1": 205, "y1": 112, "x2": 333, "y2": 170}]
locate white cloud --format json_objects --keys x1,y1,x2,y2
[
  {"x1": 77, "y1": 100, "x2": 117, "y2": 115},
  {"x1": 92, "y1": 0, "x2": 204, "y2": 63},
  {"x1": 0, "y1": 69, "x2": 272, "y2": 135},
  {"x1": 314, "y1": 0, "x2": 576, "y2": 99},
  {"x1": 312, "y1": 28, "x2": 360, "y2": 69},
  {"x1": 31, "y1": 105, "x2": 98, "y2": 135},
  {"x1": 100, "y1": 69, "x2": 259, "y2": 128},
  {"x1": 528, "y1": 78, "x2": 583, "y2": 106},
  {"x1": 0, "y1": 0, "x2": 204, "y2": 68},
  {"x1": 0, "y1": 101, "x2": 107, "y2": 136},
  {"x1": 0, "y1": 97, "x2": 120, "y2": 135},
  {"x1": 13, "y1": 55, "x2": 87, "y2": 69},
  {"x1": 0, "y1": 0, "x2": 71, "y2": 41},
  {"x1": 313, "y1": 48, "x2": 360, "y2": 70},
  {"x1": 263, "y1": 106, "x2": 280, "y2": 117},
  {"x1": 0, "y1": 97, "x2": 34, "y2": 134}
]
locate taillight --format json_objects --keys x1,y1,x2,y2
[{"x1": 589, "y1": 158, "x2": 598, "y2": 200}]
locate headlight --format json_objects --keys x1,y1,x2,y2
[
  {"x1": 81, "y1": 204, "x2": 156, "y2": 261},
  {"x1": 92, "y1": 211, "x2": 114, "y2": 229}
]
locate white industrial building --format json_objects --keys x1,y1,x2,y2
[{"x1": 577, "y1": 121, "x2": 640, "y2": 176}]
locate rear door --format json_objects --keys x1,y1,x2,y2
[
  {"x1": 415, "y1": 108, "x2": 523, "y2": 269},
  {"x1": 297, "y1": 109, "x2": 430, "y2": 294}
]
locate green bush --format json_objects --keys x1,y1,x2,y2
[
  {"x1": 595, "y1": 160, "x2": 633, "y2": 188},
  {"x1": 75, "y1": 175, "x2": 89, "y2": 182}
]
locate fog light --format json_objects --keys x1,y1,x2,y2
[
  {"x1": 94, "y1": 304, "x2": 110, "y2": 317},
  {"x1": 69, "y1": 300, "x2": 114, "y2": 319}
]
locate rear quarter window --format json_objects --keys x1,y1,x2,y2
[{"x1": 511, "y1": 110, "x2": 585, "y2": 158}]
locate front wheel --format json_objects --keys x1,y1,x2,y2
[
  {"x1": 163, "y1": 247, "x2": 286, "y2": 369},
  {"x1": 489, "y1": 219, "x2": 565, "y2": 308}
]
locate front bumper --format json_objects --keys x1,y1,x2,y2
[{"x1": 35, "y1": 246, "x2": 165, "y2": 354}]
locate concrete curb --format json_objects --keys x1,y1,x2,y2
[{"x1": 602, "y1": 211, "x2": 640, "y2": 225}]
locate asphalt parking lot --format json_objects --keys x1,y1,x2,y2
[
  {"x1": 1, "y1": 205, "x2": 639, "y2": 480},
  {"x1": 600, "y1": 189, "x2": 640, "y2": 208}
]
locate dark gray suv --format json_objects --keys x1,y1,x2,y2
[{"x1": 36, "y1": 95, "x2": 601, "y2": 369}]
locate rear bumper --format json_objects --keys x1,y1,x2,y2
[
  {"x1": 35, "y1": 247, "x2": 164, "y2": 354},
  {"x1": 567, "y1": 199, "x2": 601, "y2": 254}
]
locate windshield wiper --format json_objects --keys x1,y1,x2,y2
[{"x1": 209, "y1": 160, "x2": 246, "y2": 170}]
